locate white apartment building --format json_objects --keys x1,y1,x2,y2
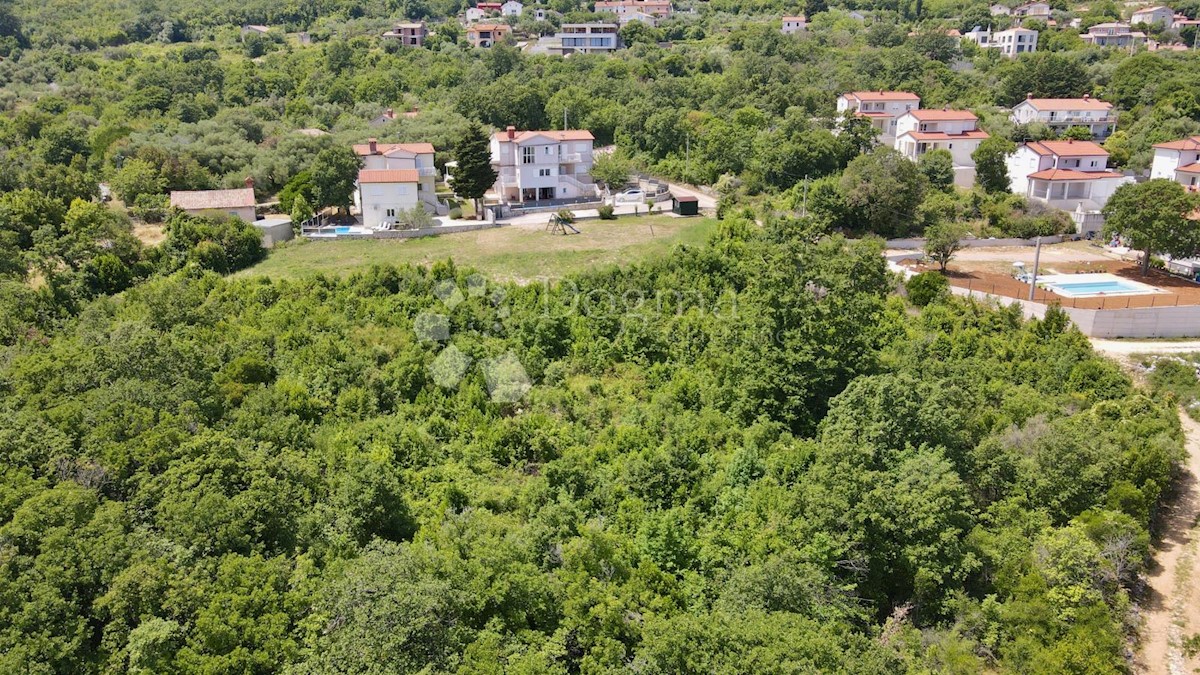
[
  {"x1": 353, "y1": 139, "x2": 441, "y2": 212},
  {"x1": 1150, "y1": 135, "x2": 1200, "y2": 190},
  {"x1": 596, "y1": 0, "x2": 672, "y2": 25},
  {"x1": 893, "y1": 109, "x2": 989, "y2": 186},
  {"x1": 1005, "y1": 139, "x2": 1133, "y2": 233},
  {"x1": 836, "y1": 91, "x2": 921, "y2": 146},
  {"x1": 964, "y1": 26, "x2": 1039, "y2": 55},
  {"x1": 491, "y1": 127, "x2": 598, "y2": 203},
  {"x1": 501, "y1": 1, "x2": 523, "y2": 16},
  {"x1": 1010, "y1": 94, "x2": 1116, "y2": 139},
  {"x1": 549, "y1": 23, "x2": 621, "y2": 55}
]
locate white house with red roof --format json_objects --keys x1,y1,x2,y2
[
  {"x1": 893, "y1": 109, "x2": 989, "y2": 186},
  {"x1": 1150, "y1": 136, "x2": 1200, "y2": 190},
  {"x1": 1006, "y1": 139, "x2": 1133, "y2": 232},
  {"x1": 836, "y1": 91, "x2": 920, "y2": 145},
  {"x1": 491, "y1": 127, "x2": 598, "y2": 204},
  {"x1": 353, "y1": 139, "x2": 442, "y2": 221},
  {"x1": 1081, "y1": 22, "x2": 1147, "y2": 47},
  {"x1": 1010, "y1": 94, "x2": 1116, "y2": 139},
  {"x1": 596, "y1": 0, "x2": 672, "y2": 25},
  {"x1": 782, "y1": 15, "x2": 807, "y2": 33}
]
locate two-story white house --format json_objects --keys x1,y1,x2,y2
[
  {"x1": 353, "y1": 139, "x2": 441, "y2": 215},
  {"x1": 356, "y1": 170, "x2": 420, "y2": 229},
  {"x1": 1150, "y1": 136, "x2": 1200, "y2": 190},
  {"x1": 1081, "y1": 22, "x2": 1147, "y2": 47},
  {"x1": 596, "y1": 0, "x2": 672, "y2": 25},
  {"x1": 1005, "y1": 139, "x2": 1133, "y2": 233},
  {"x1": 836, "y1": 91, "x2": 921, "y2": 146},
  {"x1": 1013, "y1": 1, "x2": 1051, "y2": 19},
  {"x1": 1010, "y1": 94, "x2": 1117, "y2": 139},
  {"x1": 893, "y1": 109, "x2": 990, "y2": 186},
  {"x1": 501, "y1": 1, "x2": 523, "y2": 16},
  {"x1": 991, "y1": 3, "x2": 1013, "y2": 15},
  {"x1": 1131, "y1": 5, "x2": 1175, "y2": 27},
  {"x1": 491, "y1": 127, "x2": 598, "y2": 203}
]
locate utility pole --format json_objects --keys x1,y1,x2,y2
[
  {"x1": 564, "y1": 107, "x2": 568, "y2": 130},
  {"x1": 1028, "y1": 236, "x2": 1042, "y2": 301}
]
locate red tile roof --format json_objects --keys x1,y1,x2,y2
[
  {"x1": 905, "y1": 109, "x2": 978, "y2": 121},
  {"x1": 494, "y1": 129, "x2": 596, "y2": 143},
  {"x1": 1020, "y1": 97, "x2": 1113, "y2": 111},
  {"x1": 170, "y1": 188, "x2": 256, "y2": 210},
  {"x1": 353, "y1": 142, "x2": 436, "y2": 156},
  {"x1": 1027, "y1": 169, "x2": 1124, "y2": 180},
  {"x1": 358, "y1": 169, "x2": 420, "y2": 183},
  {"x1": 1177, "y1": 163, "x2": 1200, "y2": 174},
  {"x1": 843, "y1": 91, "x2": 920, "y2": 102},
  {"x1": 900, "y1": 130, "x2": 990, "y2": 141},
  {"x1": 1154, "y1": 136, "x2": 1200, "y2": 151},
  {"x1": 1026, "y1": 140, "x2": 1109, "y2": 157}
]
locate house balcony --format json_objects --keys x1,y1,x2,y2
[
  {"x1": 558, "y1": 152, "x2": 584, "y2": 163},
  {"x1": 1044, "y1": 116, "x2": 1116, "y2": 126},
  {"x1": 416, "y1": 167, "x2": 438, "y2": 177}
]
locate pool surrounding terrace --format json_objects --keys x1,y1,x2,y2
[{"x1": 1037, "y1": 273, "x2": 1160, "y2": 298}]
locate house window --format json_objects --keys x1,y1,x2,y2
[
  {"x1": 522, "y1": 147, "x2": 535, "y2": 164},
  {"x1": 544, "y1": 146, "x2": 552, "y2": 155},
  {"x1": 386, "y1": 209, "x2": 396, "y2": 217},
  {"x1": 539, "y1": 168, "x2": 552, "y2": 176}
]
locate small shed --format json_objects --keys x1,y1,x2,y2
[
  {"x1": 672, "y1": 195, "x2": 699, "y2": 216},
  {"x1": 254, "y1": 217, "x2": 294, "y2": 248}
]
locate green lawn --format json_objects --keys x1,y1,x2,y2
[{"x1": 236, "y1": 215, "x2": 718, "y2": 283}]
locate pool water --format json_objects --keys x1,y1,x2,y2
[
  {"x1": 1038, "y1": 273, "x2": 1157, "y2": 298},
  {"x1": 335, "y1": 226, "x2": 352, "y2": 234},
  {"x1": 1051, "y1": 280, "x2": 1142, "y2": 296}
]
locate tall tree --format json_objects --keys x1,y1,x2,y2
[
  {"x1": 839, "y1": 149, "x2": 927, "y2": 238},
  {"x1": 973, "y1": 136, "x2": 1016, "y2": 194},
  {"x1": 450, "y1": 124, "x2": 499, "y2": 218},
  {"x1": 924, "y1": 221, "x2": 967, "y2": 271},
  {"x1": 310, "y1": 147, "x2": 361, "y2": 212},
  {"x1": 1102, "y1": 179, "x2": 1200, "y2": 275}
]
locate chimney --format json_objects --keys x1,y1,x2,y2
[
  {"x1": 1082, "y1": 93, "x2": 1090, "y2": 101},
  {"x1": 244, "y1": 176, "x2": 255, "y2": 189},
  {"x1": 1027, "y1": 92, "x2": 1033, "y2": 99},
  {"x1": 506, "y1": 126, "x2": 516, "y2": 141},
  {"x1": 368, "y1": 138, "x2": 378, "y2": 154}
]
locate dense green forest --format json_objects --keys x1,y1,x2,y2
[
  {"x1": 0, "y1": 217, "x2": 1184, "y2": 672},
  {"x1": 0, "y1": 0, "x2": 1197, "y2": 671}
]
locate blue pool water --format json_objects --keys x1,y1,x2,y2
[
  {"x1": 1050, "y1": 280, "x2": 1143, "y2": 296},
  {"x1": 335, "y1": 226, "x2": 352, "y2": 234}
]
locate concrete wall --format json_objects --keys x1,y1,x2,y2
[
  {"x1": 948, "y1": 285, "x2": 1200, "y2": 338},
  {"x1": 309, "y1": 222, "x2": 501, "y2": 240},
  {"x1": 885, "y1": 235, "x2": 1065, "y2": 249}
]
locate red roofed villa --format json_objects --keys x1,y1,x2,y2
[
  {"x1": 1151, "y1": 135, "x2": 1200, "y2": 190},
  {"x1": 893, "y1": 108, "x2": 989, "y2": 186},
  {"x1": 836, "y1": 91, "x2": 920, "y2": 144},
  {"x1": 170, "y1": 177, "x2": 258, "y2": 222},
  {"x1": 490, "y1": 126, "x2": 598, "y2": 204},
  {"x1": 1006, "y1": 138, "x2": 1133, "y2": 234}
]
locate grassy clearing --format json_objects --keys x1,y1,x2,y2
[{"x1": 236, "y1": 214, "x2": 718, "y2": 283}]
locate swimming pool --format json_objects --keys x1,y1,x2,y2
[{"x1": 1038, "y1": 273, "x2": 1158, "y2": 298}]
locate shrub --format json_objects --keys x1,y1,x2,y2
[
  {"x1": 449, "y1": 208, "x2": 463, "y2": 220},
  {"x1": 130, "y1": 193, "x2": 169, "y2": 222},
  {"x1": 556, "y1": 209, "x2": 575, "y2": 224},
  {"x1": 906, "y1": 271, "x2": 950, "y2": 306},
  {"x1": 598, "y1": 204, "x2": 616, "y2": 220},
  {"x1": 398, "y1": 206, "x2": 435, "y2": 230}
]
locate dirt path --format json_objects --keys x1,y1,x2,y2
[
  {"x1": 1089, "y1": 340, "x2": 1200, "y2": 674},
  {"x1": 1138, "y1": 410, "x2": 1200, "y2": 675}
]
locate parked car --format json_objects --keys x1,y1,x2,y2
[{"x1": 614, "y1": 188, "x2": 645, "y2": 204}]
